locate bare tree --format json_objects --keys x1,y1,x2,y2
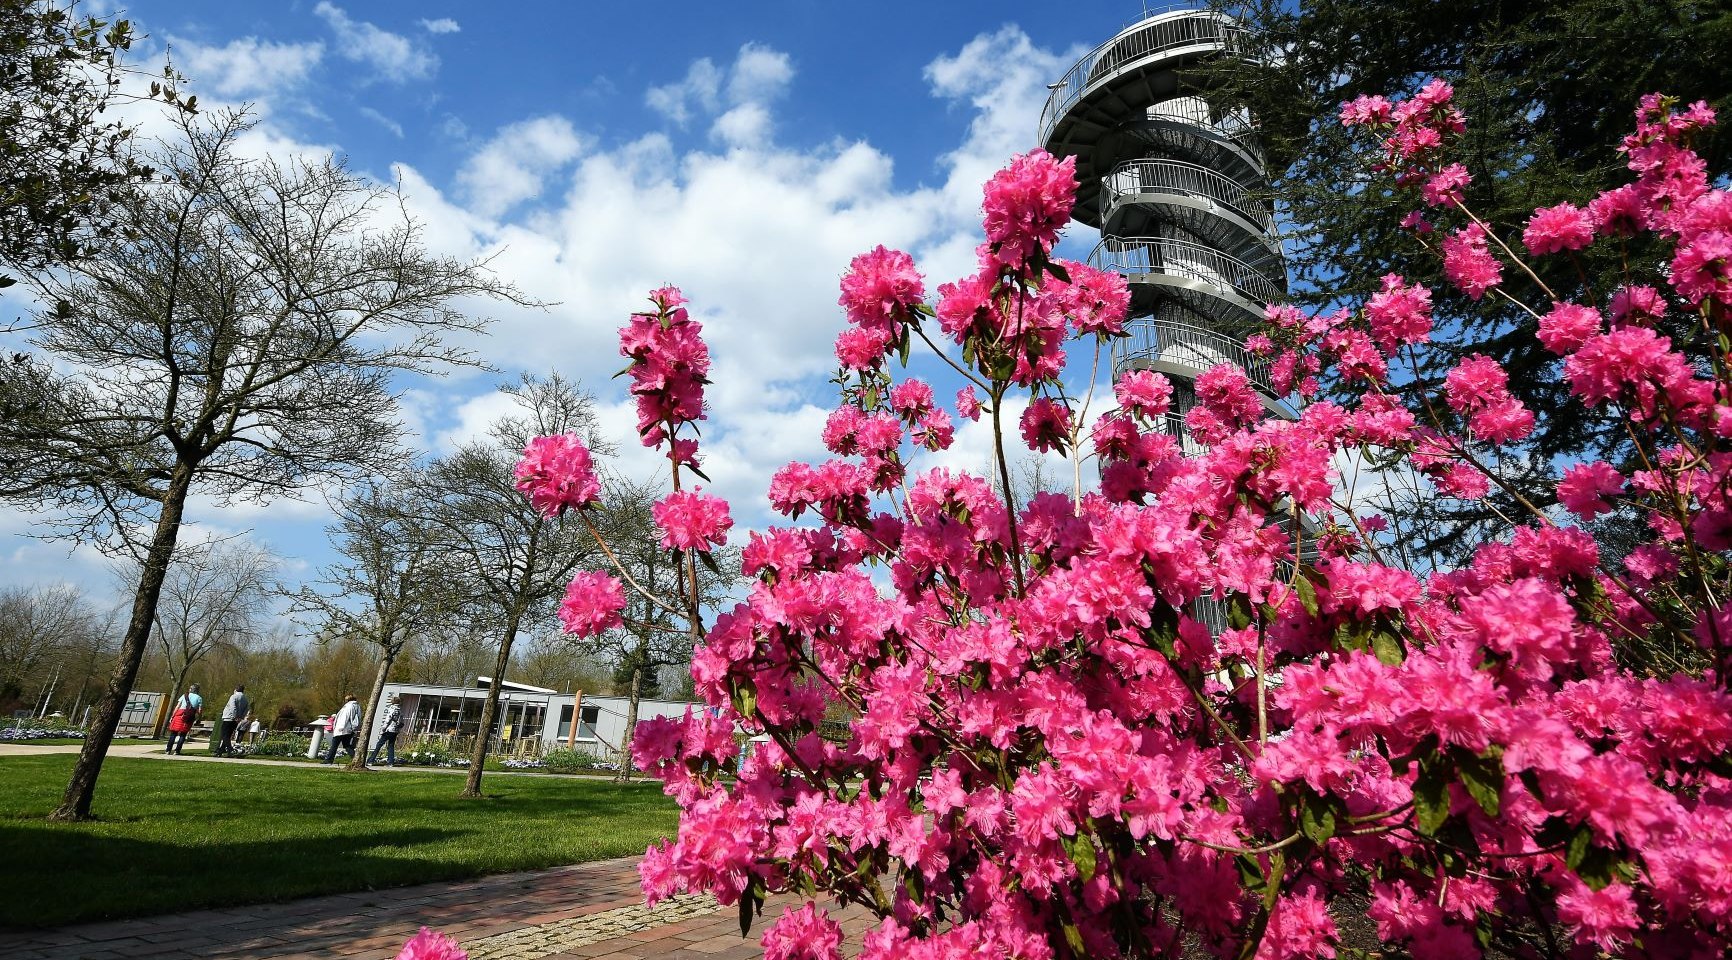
[
  {"x1": 130, "y1": 539, "x2": 276, "y2": 739},
  {"x1": 292, "y1": 478, "x2": 447, "y2": 770},
  {"x1": 0, "y1": 108, "x2": 525, "y2": 820},
  {"x1": 414, "y1": 372, "x2": 608, "y2": 797},
  {"x1": 0, "y1": 583, "x2": 105, "y2": 716}
]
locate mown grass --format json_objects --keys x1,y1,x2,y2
[{"x1": 0, "y1": 754, "x2": 677, "y2": 929}]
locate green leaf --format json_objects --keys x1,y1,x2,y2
[
  {"x1": 1294, "y1": 573, "x2": 1319, "y2": 618},
  {"x1": 738, "y1": 889, "x2": 754, "y2": 937},
  {"x1": 1413, "y1": 760, "x2": 1451, "y2": 836},
  {"x1": 1455, "y1": 748, "x2": 1503, "y2": 817},
  {"x1": 1065, "y1": 834, "x2": 1097, "y2": 882},
  {"x1": 1060, "y1": 918, "x2": 1086, "y2": 956},
  {"x1": 1565, "y1": 822, "x2": 1594, "y2": 872},
  {"x1": 1299, "y1": 796, "x2": 1337, "y2": 844},
  {"x1": 687, "y1": 463, "x2": 712, "y2": 483},
  {"x1": 1369, "y1": 626, "x2": 1405, "y2": 665},
  {"x1": 1044, "y1": 258, "x2": 1072, "y2": 284},
  {"x1": 1227, "y1": 595, "x2": 1254, "y2": 631}
]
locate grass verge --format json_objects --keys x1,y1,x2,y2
[{"x1": 0, "y1": 754, "x2": 676, "y2": 929}]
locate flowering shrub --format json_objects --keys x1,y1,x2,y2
[
  {"x1": 400, "y1": 89, "x2": 1732, "y2": 960},
  {"x1": 241, "y1": 734, "x2": 310, "y2": 757},
  {"x1": 0, "y1": 721, "x2": 85, "y2": 741},
  {"x1": 398, "y1": 743, "x2": 468, "y2": 769},
  {"x1": 540, "y1": 747, "x2": 620, "y2": 774}
]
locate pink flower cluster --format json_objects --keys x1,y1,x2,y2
[
  {"x1": 513, "y1": 434, "x2": 601, "y2": 516},
  {"x1": 653, "y1": 489, "x2": 733, "y2": 553},
  {"x1": 620, "y1": 286, "x2": 710, "y2": 459},
  {"x1": 557, "y1": 570, "x2": 625, "y2": 638},
  {"x1": 481, "y1": 90, "x2": 1732, "y2": 960},
  {"x1": 394, "y1": 928, "x2": 465, "y2": 960}
]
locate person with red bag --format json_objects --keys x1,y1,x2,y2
[{"x1": 166, "y1": 684, "x2": 203, "y2": 755}]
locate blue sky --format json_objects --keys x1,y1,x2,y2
[{"x1": 1, "y1": 1, "x2": 1148, "y2": 615}]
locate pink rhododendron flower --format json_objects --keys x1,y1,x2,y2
[
  {"x1": 1608, "y1": 284, "x2": 1666, "y2": 324},
  {"x1": 981, "y1": 149, "x2": 1076, "y2": 266},
  {"x1": 1440, "y1": 222, "x2": 1502, "y2": 299},
  {"x1": 761, "y1": 903, "x2": 843, "y2": 960},
  {"x1": 1671, "y1": 229, "x2": 1732, "y2": 305},
  {"x1": 557, "y1": 571, "x2": 625, "y2": 638},
  {"x1": 1558, "y1": 461, "x2": 1625, "y2": 519},
  {"x1": 839, "y1": 246, "x2": 924, "y2": 336},
  {"x1": 1339, "y1": 93, "x2": 1393, "y2": 126},
  {"x1": 1589, "y1": 183, "x2": 1645, "y2": 236},
  {"x1": 1421, "y1": 163, "x2": 1470, "y2": 207},
  {"x1": 653, "y1": 489, "x2": 733, "y2": 552},
  {"x1": 1364, "y1": 273, "x2": 1433, "y2": 350},
  {"x1": 514, "y1": 435, "x2": 601, "y2": 516},
  {"x1": 396, "y1": 928, "x2": 466, "y2": 960},
  {"x1": 1536, "y1": 302, "x2": 1601, "y2": 354},
  {"x1": 1523, "y1": 202, "x2": 1595, "y2": 254},
  {"x1": 1114, "y1": 369, "x2": 1173, "y2": 420},
  {"x1": 1019, "y1": 397, "x2": 1070, "y2": 454},
  {"x1": 835, "y1": 327, "x2": 892, "y2": 371},
  {"x1": 955, "y1": 385, "x2": 982, "y2": 421}
]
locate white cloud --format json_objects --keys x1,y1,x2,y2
[
  {"x1": 727, "y1": 44, "x2": 793, "y2": 104},
  {"x1": 313, "y1": 2, "x2": 437, "y2": 83},
  {"x1": 419, "y1": 18, "x2": 461, "y2": 35},
  {"x1": 359, "y1": 106, "x2": 404, "y2": 138},
  {"x1": 456, "y1": 116, "x2": 585, "y2": 218},
  {"x1": 174, "y1": 37, "x2": 325, "y2": 99},
  {"x1": 645, "y1": 57, "x2": 723, "y2": 126},
  {"x1": 646, "y1": 43, "x2": 795, "y2": 134}
]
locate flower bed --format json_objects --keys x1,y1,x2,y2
[{"x1": 1, "y1": 722, "x2": 87, "y2": 742}]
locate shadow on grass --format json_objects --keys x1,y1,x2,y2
[
  {"x1": 0, "y1": 755, "x2": 677, "y2": 929},
  {"x1": 0, "y1": 823, "x2": 463, "y2": 931}
]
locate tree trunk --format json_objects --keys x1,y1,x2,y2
[
  {"x1": 348, "y1": 643, "x2": 400, "y2": 771},
  {"x1": 461, "y1": 613, "x2": 520, "y2": 798},
  {"x1": 51, "y1": 464, "x2": 195, "y2": 821},
  {"x1": 616, "y1": 664, "x2": 642, "y2": 783}
]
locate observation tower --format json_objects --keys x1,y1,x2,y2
[{"x1": 1038, "y1": 5, "x2": 1288, "y2": 443}]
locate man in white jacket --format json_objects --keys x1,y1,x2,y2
[{"x1": 321, "y1": 695, "x2": 362, "y2": 764}]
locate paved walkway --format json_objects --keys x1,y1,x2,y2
[{"x1": 0, "y1": 857, "x2": 873, "y2": 960}]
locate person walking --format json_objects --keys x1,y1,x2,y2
[
  {"x1": 247, "y1": 716, "x2": 262, "y2": 744},
  {"x1": 165, "y1": 684, "x2": 203, "y2": 755},
  {"x1": 217, "y1": 685, "x2": 250, "y2": 756},
  {"x1": 369, "y1": 694, "x2": 403, "y2": 767},
  {"x1": 322, "y1": 694, "x2": 361, "y2": 764}
]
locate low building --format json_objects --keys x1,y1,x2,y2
[{"x1": 372, "y1": 677, "x2": 708, "y2": 759}]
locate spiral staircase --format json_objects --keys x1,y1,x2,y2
[
  {"x1": 1039, "y1": 5, "x2": 1289, "y2": 445},
  {"x1": 1040, "y1": 7, "x2": 1299, "y2": 631}
]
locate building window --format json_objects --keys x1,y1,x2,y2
[{"x1": 577, "y1": 705, "x2": 599, "y2": 741}]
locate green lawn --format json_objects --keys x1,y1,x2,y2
[{"x1": 0, "y1": 755, "x2": 678, "y2": 929}]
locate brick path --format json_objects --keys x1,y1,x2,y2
[{"x1": 0, "y1": 857, "x2": 873, "y2": 960}]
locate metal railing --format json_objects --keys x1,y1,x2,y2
[
  {"x1": 1039, "y1": 9, "x2": 1242, "y2": 145},
  {"x1": 1146, "y1": 96, "x2": 1259, "y2": 146},
  {"x1": 1102, "y1": 158, "x2": 1274, "y2": 233},
  {"x1": 1111, "y1": 314, "x2": 1274, "y2": 393},
  {"x1": 1090, "y1": 236, "x2": 1284, "y2": 306}
]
